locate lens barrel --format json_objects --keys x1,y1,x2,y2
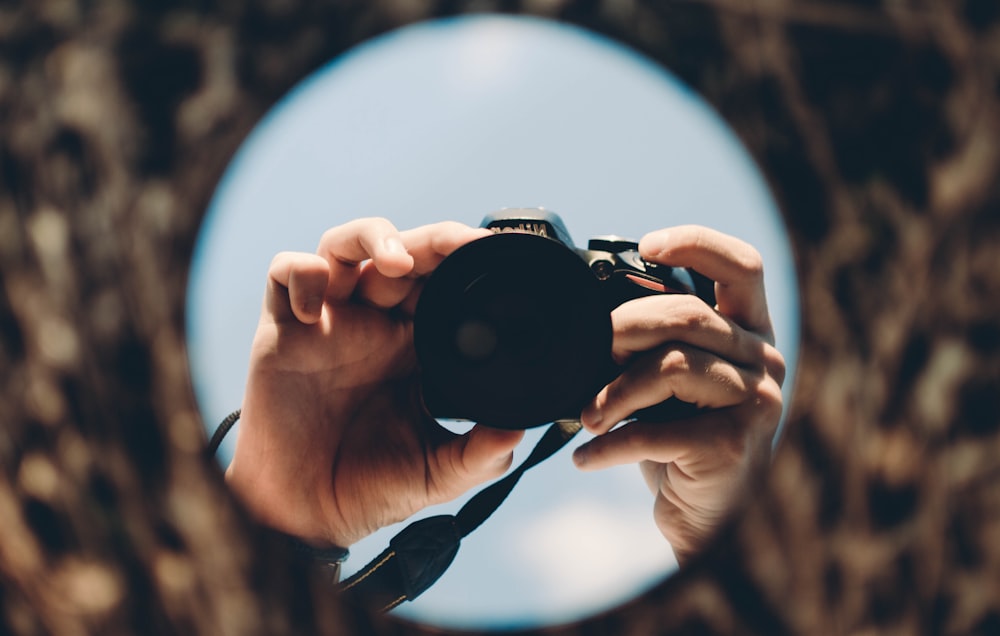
[{"x1": 414, "y1": 233, "x2": 612, "y2": 430}]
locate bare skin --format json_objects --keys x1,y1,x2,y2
[
  {"x1": 227, "y1": 219, "x2": 524, "y2": 549},
  {"x1": 226, "y1": 220, "x2": 785, "y2": 563},
  {"x1": 573, "y1": 225, "x2": 785, "y2": 562}
]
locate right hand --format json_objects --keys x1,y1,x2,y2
[
  {"x1": 572, "y1": 226, "x2": 786, "y2": 563},
  {"x1": 225, "y1": 218, "x2": 525, "y2": 549}
]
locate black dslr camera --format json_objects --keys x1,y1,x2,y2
[{"x1": 413, "y1": 209, "x2": 716, "y2": 430}]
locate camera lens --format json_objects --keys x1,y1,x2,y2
[
  {"x1": 414, "y1": 233, "x2": 612, "y2": 429},
  {"x1": 458, "y1": 273, "x2": 559, "y2": 364},
  {"x1": 454, "y1": 319, "x2": 498, "y2": 361}
]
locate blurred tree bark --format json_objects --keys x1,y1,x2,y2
[{"x1": 1, "y1": 1, "x2": 999, "y2": 635}]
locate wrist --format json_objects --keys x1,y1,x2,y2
[
  {"x1": 225, "y1": 459, "x2": 354, "y2": 549},
  {"x1": 263, "y1": 525, "x2": 350, "y2": 564},
  {"x1": 213, "y1": 409, "x2": 354, "y2": 570}
]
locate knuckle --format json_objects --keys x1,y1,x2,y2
[
  {"x1": 657, "y1": 347, "x2": 691, "y2": 376},
  {"x1": 752, "y1": 378, "x2": 784, "y2": 426},
  {"x1": 764, "y1": 344, "x2": 787, "y2": 386},
  {"x1": 343, "y1": 216, "x2": 395, "y2": 243},
  {"x1": 739, "y1": 246, "x2": 765, "y2": 280},
  {"x1": 268, "y1": 251, "x2": 289, "y2": 270},
  {"x1": 318, "y1": 227, "x2": 339, "y2": 249},
  {"x1": 364, "y1": 217, "x2": 397, "y2": 243},
  {"x1": 358, "y1": 215, "x2": 392, "y2": 228}
]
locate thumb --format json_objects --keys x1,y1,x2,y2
[
  {"x1": 462, "y1": 425, "x2": 525, "y2": 479},
  {"x1": 431, "y1": 425, "x2": 524, "y2": 502}
]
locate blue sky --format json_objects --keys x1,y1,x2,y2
[{"x1": 186, "y1": 15, "x2": 799, "y2": 631}]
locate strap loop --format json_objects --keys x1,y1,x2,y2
[
  {"x1": 341, "y1": 515, "x2": 462, "y2": 612},
  {"x1": 343, "y1": 420, "x2": 582, "y2": 610}
]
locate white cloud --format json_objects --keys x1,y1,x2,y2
[{"x1": 512, "y1": 496, "x2": 677, "y2": 617}]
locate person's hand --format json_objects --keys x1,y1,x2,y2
[
  {"x1": 572, "y1": 226, "x2": 786, "y2": 564},
  {"x1": 225, "y1": 219, "x2": 525, "y2": 549}
]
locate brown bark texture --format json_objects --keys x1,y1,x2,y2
[{"x1": 1, "y1": 1, "x2": 999, "y2": 634}]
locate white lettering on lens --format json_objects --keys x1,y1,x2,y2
[{"x1": 488, "y1": 223, "x2": 549, "y2": 237}]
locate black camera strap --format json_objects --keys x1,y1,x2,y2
[
  {"x1": 209, "y1": 412, "x2": 581, "y2": 612},
  {"x1": 340, "y1": 419, "x2": 581, "y2": 611}
]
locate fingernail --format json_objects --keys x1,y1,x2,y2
[
  {"x1": 383, "y1": 236, "x2": 406, "y2": 254},
  {"x1": 572, "y1": 445, "x2": 588, "y2": 467}
]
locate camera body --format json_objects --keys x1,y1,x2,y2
[
  {"x1": 413, "y1": 209, "x2": 716, "y2": 430},
  {"x1": 481, "y1": 210, "x2": 714, "y2": 311}
]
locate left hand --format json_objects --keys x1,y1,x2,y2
[
  {"x1": 571, "y1": 226, "x2": 786, "y2": 564},
  {"x1": 226, "y1": 219, "x2": 525, "y2": 550}
]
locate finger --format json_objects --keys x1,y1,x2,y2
[
  {"x1": 580, "y1": 344, "x2": 758, "y2": 434},
  {"x1": 573, "y1": 418, "x2": 689, "y2": 471},
  {"x1": 354, "y1": 263, "x2": 415, "y2": 309},
  {"x1": 573, "y1": 410, "x2": 739, "y2": 472},
  {"x1": 265, "y1": 252, "x2": 331, "y2": 324},
  {"x1": 355, "y1": 222, "x2": 490, "y2": 309},
  {"x1": 638, "y1": 226, "x2": 773, "y2": 341},
  {"x1": 611, "y1": 294, "x2": 767, "y2": 367},
  {"x1": 315, "y1": 217, "x2": 415, "y2": 301},
  {"x1": 460, "y1": 425, "x2": 525, "y2": 479},
  {"x1": 400, "y1": 222, "x2": 492, "y2": 275},
  {"x1": 431, "y1": 425, "x2": 525, "y2": 500}
]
